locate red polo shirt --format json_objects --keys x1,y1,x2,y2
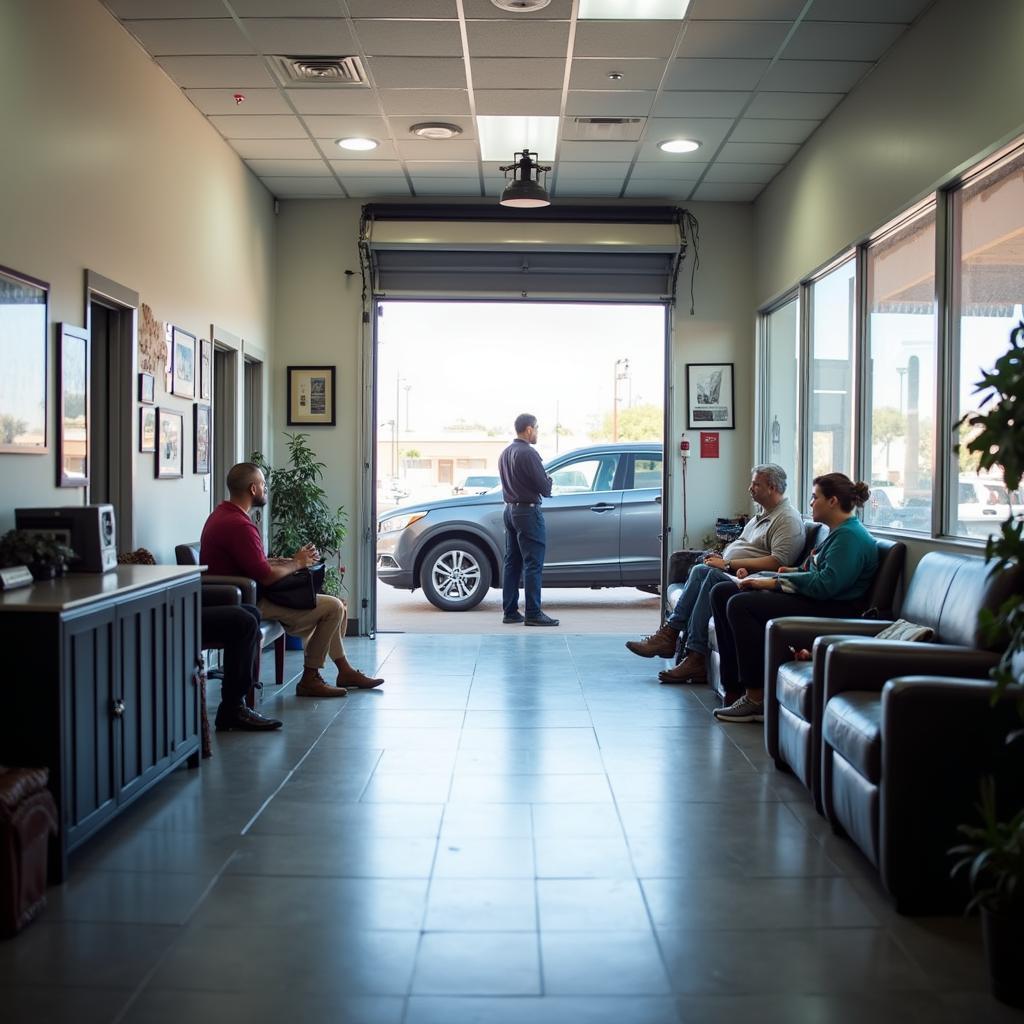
[{"x1": 200, "y1": 502, "x2": 273, "y2": 583}]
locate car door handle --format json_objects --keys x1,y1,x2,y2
[{"x1": 589, "y1": 503, "x2": 616, "y2": 513}]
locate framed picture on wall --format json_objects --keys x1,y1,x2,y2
[
  {"x1": 171, "y1": 326, "x2": 196, "y2": 400},
  {"x1": 57, "y1": 323, "x2": 90, "y2": 487},
  {"x1": 686, "y1": 362, "x2": 735, "y2": 430},
  {"x1": 164, "y1": 323, "x2": 173, "y2": 395},
  {"x1": 138, "y1": 371, "x2": 155, "y2": 405},
  {"x1": 0, "y1": 264, "x2": 49, "y2": 454},
  {"x1": 156, "y1": 407, "x2": 184, "y2": 479},
  {"x1": 139, "y1": 406, "x2": 156, "y2": 453},
  {"x1": 194, "y1": 403, "x2": 211, "y2": 475},
  {"x1": 199, "y1": 338, "x2": 213, "y2": 402},
  {"x1": 287, "y1": 365, "x2": 336, "y2": 426}
]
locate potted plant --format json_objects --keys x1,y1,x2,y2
[{"x1": 0, "y1": 530, "x2": 76, "y2": 580}]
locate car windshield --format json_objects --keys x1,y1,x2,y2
[{"x1": 464, "y1": 476, "x2": 497, "y2": 487}]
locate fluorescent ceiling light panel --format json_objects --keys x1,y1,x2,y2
[
  {"x1": 579, "y1": 0, "x2": 691, "y2": 18},
  {"x1": 477, "y1": 116, "x2": 558, "y2": 162}
]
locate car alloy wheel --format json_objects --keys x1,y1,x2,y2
[{"x1": 419, "y1": 539, "x2": 492, "y2": 611}]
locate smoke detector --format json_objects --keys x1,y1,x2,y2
[
  {"x1": 490, "y1": 0, "x2": 552, "y2": 12},
  {"x1": 410, "y1": 122, "x2": 463, "y2": 140}
]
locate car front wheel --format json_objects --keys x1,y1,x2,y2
[{"x1": 419, "y1": 539, "x2": 492, "y2": 611}]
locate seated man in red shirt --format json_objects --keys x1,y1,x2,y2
[{"x1": 201, "y1": 462, "x2": 383, "y2": 698}]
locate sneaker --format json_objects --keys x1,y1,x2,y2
[
  {"x1": 524, "y1": 612, "x2": 559, "y2": 627},
  {"x1": 503, "y1": 612, "x2": 525, "y2": 624},
  {"x1": 625, "y1": 622, "x2": 679, "y2": 659},
  {"x1": 712, "y1": 695, "x2": 764, "y2": 723}
]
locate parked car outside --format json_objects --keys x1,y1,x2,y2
[
  {"x1": 377, "y1": 442, "x2": 664, "y2": 610},
  {"x1": 452, "y1": 474, "x2": 499, "y2": 496},
  {"x1": 957, "y1": 475, "x2": 1022, "y2": 537}
]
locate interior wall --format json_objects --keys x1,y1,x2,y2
[
  {"x1": 0, "y1": 0, "x2": 275, "y2": 561},
  {"x1": 754, "y1": 0, "x2": 1024, "y2": 306}
]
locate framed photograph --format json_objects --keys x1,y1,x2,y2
[
  {"x1": 686, "y1": 362, "x2": 735, "y2": 430},
  {"x1": 164, "y1": 324, "x2": 173, "y2": 395},
  {"x1": 0, "y1": 264, "x2": 49, "y2": 454},
  {"x1": 199, "y1": 338, "x2": 213, "y2": 402},
  {"x1": 57, "y1": 323, "x2": 89, "y2": 487},
  {"x1": 194, "y1": 403, "x2": 211, "y2": 475},
  {"x1": 171, "y1": 326, "x2": 196, "y2": 400},
  {"x1": 156, "y1": 407, "x2": 184, "y2": 479},
  {"x1": 287, "y1": 365, "x2": 336, "y2": 426},
  {"x1": 139, "y1": 406, "x2": 156, "y2": 453},
  {"x1": 138, "y1": 371, "x2": 155, "y2": 405}
]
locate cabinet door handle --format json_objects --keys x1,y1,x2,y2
[{"x1": 112, "y1": 698, "x2": 125, "y2": 718}]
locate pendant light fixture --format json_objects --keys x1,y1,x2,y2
[{"x1": 499, "y1": 148, "x2": 552, "y2": 208}]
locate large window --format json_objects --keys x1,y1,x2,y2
[
  {"x1": 762, "y1": 297, "x2": 799, "y2": 493},
  {"x1": 951, "y1": 147, "x2": 1024, "y2": 541}
]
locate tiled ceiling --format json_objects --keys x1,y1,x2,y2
[{"x1": 102, "y1": 0, "x2": 935, "y2": 203}]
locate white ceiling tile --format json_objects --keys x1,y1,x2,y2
[
  {"x1": 394, "y1": 138, "x2": 481, "y2": 161},
  {"x1": 566, "y1": 91, "x2": 656, "y2": 116},
  {"x1": 731, "y1": 118, "x2": 818, "y2": 144},
  {"x1": 467, "y1": 20, "x2": 571, "y2": 58},
  {"x1": 405, "y1": 161, "x2": 480, "y2": 178},
  {"x1": 347, "y1": 0, "x2": 457, "y2": 15},
  {"x1": 569, "y1": 59, "x2": 669, "y2": 91},
  {"x1": 665, "y1": 59, "x2": 769, "y2": 91},
  {"x1": 340, "y1": 178, "x2": 414, "y2": 197},
  {"x1": 703, "y1": 161, "x2": 782, "y2": 183},
  {"x1": 245, "y1": 159, "x2": 331, "y2": 176},
  {"x1": 631, "y1": 162, "x2": 706, "y2": 180},
  {"x1": 103, "y1": 1, "x2": 224, "y2": 16},
  {"x1": 317, "y1": 140, "x2": 398, "y2": 159},
  {"x1": 378, "y1": 89, "x2": 472, "y2": 115},
  {"x1": 302, "y1": 115, "x2": 389, "y2": 138},
  {"x1": 783, "y1": 21, "x2": 905, "y2": 61},
  {"x1": 554, "y1": 180, "x2": 625, "y2": 196},
  {"x1": 573, "y1": 22, "x2": 682, "y2": 59},
  {"x1": 229, "y1": 138, "x2": 320, "y2": 159},
  {"x1": 260, "y1": 176, "x2": 343, "y2": 196},
  {"x1": 624, "y1": 179, "x2": 695, "y2": 198},
  {"x1": 807, "y1": 0, "x2": 932, "y2": 23},
  {"x1": 472, "y1": 58, "x2": 567, "y2": 90},
  {"x1": 745, "y1": 91, "x2": 843, "y2": 118},
  {"x1": 652, "y1": 91, "x2": 749, "y2": 117},
  {"x1": 719, "y1": 140, "x2": 799, "y2": 162},
  {"x1": 156, "y1": 56, "x2": 274, "y2": 88},
  {"x1": 691, "y1": 181, "x2": 764, "y2": 201},
  {"x1": 241, "y1": 19, "x2": 356, "y2": 55},
  {"x1": 124, "y1": 19, "x2": 251, "y2": 55},
  {"x1": 367, "y1": 57, "x2": 467, "y2": 89},
  {"x1": 678, "y1": 21, "x2": 791, "y2": 59},
  {"x1": 185, "y1": 88, "x2": 290, "y2": 115},
  {"x1": 555, "y1": 162, "x2": 631, "y2": 180},
  {"x1": 353, "y1": 20, "x2": 465, "y2": 57},
  {"x1": 475, "y1": 90, "x2": 563, "y2": 115},
  {"x1": 759, "y1": 60, "x2": 872, "y2": 92},
  {"x1": 558, "y1": 140, "x2": 638, "y2": 161},
  {"x1": 688, "y1": 0, "x2": 804, "y2": 18},
  {"x1": 232, "y1": 0, "x2": 345, "y2": 14},
  {"x1": 208, "y1": 114, "x2": 308, "y2": 138},
  {"x1": 329, "y1": 160, "x2": 406, "y2": 175},
  {"x1": 412, "y1": 179, "x2": 483, "y2": 196},
  {"x1": 285, "y1": 88, "x2": 382, "y2": 115},
  {"x1": 463, "y1": 0, "x2": 574, "y2": 17}
]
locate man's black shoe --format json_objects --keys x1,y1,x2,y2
[
  {"x1": 215, "y1": 704, "x2": 283, "y2": 731},
  {"x1": 524, "y1": 612, "x2": 559, "y2": 627},
  {"x1": 503, "y1": 612, "x2": 525, "y2": 624}
]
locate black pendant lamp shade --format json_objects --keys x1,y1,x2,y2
[{"x1": 499, "y1": 148, "x2": 551, "y2": 208}]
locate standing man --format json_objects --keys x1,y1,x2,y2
[{"x1": 499, "y1": 413, "x2": 558, "y2": 627}]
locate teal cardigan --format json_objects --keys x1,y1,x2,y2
[{"x1": 777, "y1": 516, "x2": 878, "y2": 602}]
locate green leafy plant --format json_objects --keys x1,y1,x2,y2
[
  {"x1": 251, "y1": 433, "x2": 348, "y2": 597},
  {"x1": 0, "y1": 529, "x2": 76, "y2": 576}
]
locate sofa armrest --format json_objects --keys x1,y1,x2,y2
[
  {"x1": 202, "y1": 573, "x2": 258, "y2": 604},
  {"x1": 201, "y1": 583, "x2": 242, "y2": 608}
]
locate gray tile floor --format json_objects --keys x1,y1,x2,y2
[{"x1": 1, "y1": 633, "x2": 1017, "y2": 1022}]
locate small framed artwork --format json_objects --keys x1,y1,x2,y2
[
  {"x1": 139, "y1": 406, "x2": 156, "y2": 453},
  {"x1": 164, "y1": 324, "x2": 173, "y2": 395},
  {"x1": 171, "y1": 326, "x2": 196, "y2": 400},
  {"x1": 194, "y1": 403, "x2": 211, "y2": 475},
  {"x1": 686, "y1": 362, "x2": 735, "y2": 430},
  {"x1": 156, "y1": 407, "x2": 184, "y2": 479},
  {"x1": 57, "y1": 323, "x2": 90, "y2": 487},
  {"x1": 138, "y1": 371, "x2": 155, "y2": 405},
  {"x1": 199, "y1": 338, "x2": 213, "y2": 402},
  {"x1": 0, "y1": 264, "x2": 49, "y2": 454},
  {"x1": 287, "y1": 365, "x2": 336, "y2": 426}
]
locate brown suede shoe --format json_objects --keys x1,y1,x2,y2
[
  {"x1": 296, "y1": 673, "x2": 348, "y2": 698},
  {"x1": 658, "y1": 650, "x2": 707, "y2": 685},
  {"x1": 337, "y1": 668, "x2": 384, "y2": 689},
  {"x1": 625, "y1": 622, "x2": 679, "y2": 659}
]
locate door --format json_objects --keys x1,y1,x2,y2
[
  {"x1": 542, "y1": 451, "x2": 623, "y2": 585},
  {"x1": 438, "y1": 459, "x2": 454, "y2": 485},
  {"x1": 619, "y1": 451, "x2": 663, "y2": 584}
]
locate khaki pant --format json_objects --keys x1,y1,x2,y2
[{"x1": 257, "y1": 594, "x2": 347, "y2": 668}]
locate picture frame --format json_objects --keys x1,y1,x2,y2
[
  {"x1": 57, "y1": 323, "x2": 90, "y2": 487},
  {"x1": 199, "y1": 338, "x2": 213, "y2": 402},
  {"x1": 164, "y1": 324, "x2": 173, "y2": 395},
  {"x1": 138, "y1": 371, "x2": 155, "y2": 405},
  {"x1": 139, "y1": 406, "x2": 156, "y2": 453},
  {"x1": 686, "y1": 362, "x2": 735, "y2": 430},
  {"x1": 0, "y1": 264, "x2": 49, "y2": 454},
  {"x1": 193, "y1": 403, "x2": 211, "y2": 475},
  {"x1": 171, "y1": 326, "x2": 196, "y2": 400},
  {"x1": 156, "y1": 407, "x2": 184, "y2": 479},
  {"x1": 287, "y1": 365, "x2": 336, "y2": 426}
]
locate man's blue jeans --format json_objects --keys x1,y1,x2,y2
[
  {"x1": 666, "y1": 563, "x2": 736, "y2": 655},
  {"x1": 502, "y1": 505, "x2": 546, "y2": 617}
]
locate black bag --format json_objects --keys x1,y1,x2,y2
[{"x1": 259, "y1": 562, "x2": 325, "y2": 610}]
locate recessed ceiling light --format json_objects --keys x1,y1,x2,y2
[
  {"x1": 607, "y1": 72, "x2": 624, "y2": 81},
  {"x1": 409, "y1": 122, "x2": 463, "y2": 140},
  {"x1": 580, "y1": 0, "x2": 691, "y2": 17},
  {"x1": 490, "y1": 0, "x2": 551, "y2": 11},
  {"x1": 658, "y1": 138, "x2": 701, "y2": 153},
  {"x1": 336, "y1": 137, "x2": 378, "y2": 151}
]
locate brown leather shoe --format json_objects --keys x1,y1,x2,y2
[
  {"x1": 658, "y1": 650, "x2": 707, "y2": 684},
  {"x1": 296, "y1": 673, "x2": 348, "y2": 698},
  {"x1": 337, "y1": 668, "x2": 384, "y2": 689},
  {"x1": 625, "y1": 622, "x2": 679, "y2": 659}
]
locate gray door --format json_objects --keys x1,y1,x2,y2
[
  {"x1": 542, "y1": 452, "x2": 622, "y2": 585},
  {"x1": 620, "y1": 452, "x2": 663, "y2": 584}
]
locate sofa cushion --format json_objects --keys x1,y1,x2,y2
[
  {"x1": 777, "y1": 661, "x2": 813, "y2": 720},
  {"x1": 823, "y1": 692, "x2": 882, "y2": 784}
]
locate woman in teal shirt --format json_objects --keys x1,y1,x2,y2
[{"x1": 711, "y1": 473, "x2": 879, "y2": 724}]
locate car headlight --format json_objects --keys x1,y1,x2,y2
[{"x1": 378, "y1": 511, "x2": 427, "y2": 534}]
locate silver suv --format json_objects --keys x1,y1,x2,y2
[{"x1": 377, "y1": 442, "x2": 663, "y2": 610}]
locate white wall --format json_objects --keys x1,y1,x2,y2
[{"x1": 0, "y1": 0, "x2": 275, "y2": 560}]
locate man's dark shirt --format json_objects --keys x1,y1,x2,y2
[{"x1": 499, "y1": 438, "x2": 553, "y2": 504}]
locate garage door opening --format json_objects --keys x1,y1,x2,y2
[{"x1": 373, "y1": 300, "x2": 667, "y2": 634}]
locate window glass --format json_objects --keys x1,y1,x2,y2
[
  {"x1": 952, "y1": 147, "x2": 1024, "y2": 541},
  {"x1": 550, "y1": 456, "x2": 616, "y2": 494},
  {"x1": 631, "y1": 454, "x2": 662, "y2": 489},
  {"x1": 762, "y1": 297, "x2": 799, "y2": 491},
  {"x1": 810, "y1": 259, "x2": 855, "y2": 480},
  {"x1": 863, "y1": 206, "x2": 937, "y2": 532}
]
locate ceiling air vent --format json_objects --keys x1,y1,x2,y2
[
  {"x1": 567, "y1": 117, "x2": 645, "y2": 142},
  {"x1": 267, "y1": 54, "x2": 368, "y2": 87}
]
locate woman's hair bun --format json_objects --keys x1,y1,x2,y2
[{"x1": 852, "y1": 481, "x2": 871, "y2": 507}]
